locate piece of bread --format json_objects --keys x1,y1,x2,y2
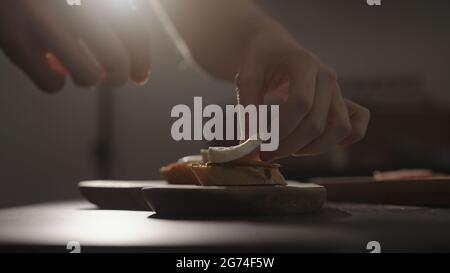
[
  {"x1": 160, "y1": 162, "x2": 200, "y2": 185},
  {"x1": 161, "y1": 154, "x2": 287, "y2": 186},
  {"x1": 190, "y1": 162, "x2": 287, "y2": 186}
]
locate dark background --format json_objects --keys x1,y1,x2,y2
[{"x1": 1, "y1": 0, "x2": 450, "y2": 207}]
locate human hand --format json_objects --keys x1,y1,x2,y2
[
  {"x1": 236, "y1": 28, "x2": 370, "y2": 161},
  {"x1": 0, "y1": 0, "x2": 151, "y2": 92}
]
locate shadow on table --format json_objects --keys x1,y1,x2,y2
[{"x1": 147, "y1": 205, "x2": 351, "y2": 224}]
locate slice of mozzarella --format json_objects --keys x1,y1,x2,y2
[{"x1": 206, "y1": 138, "x2": 262, "y2": 164}]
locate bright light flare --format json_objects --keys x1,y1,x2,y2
[{"x1": 109, "y1": 0, "x2": 138, "y2": 12}]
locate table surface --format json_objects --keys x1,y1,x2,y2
[{"x1": 0, "y1": 200, "x2": 450, "y2": 252}]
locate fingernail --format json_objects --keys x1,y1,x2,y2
[{"x1": 133, "y1": 71, "x2": 151, "y2": 86}]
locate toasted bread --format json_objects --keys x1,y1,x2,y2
[
  {"x1": 160, "y1": 162, "x2": 200, "y2": 185},
  {"x1": 190, "y1": 162, "x2": 287, "y2": 186}
]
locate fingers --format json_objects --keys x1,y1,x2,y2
[
  {"x1": 105, "y1": 0, "x2": 152, "y2": 84},
  {"x1": 262, "y1": 67, "x2": 336, "y2": 160},
  {"x1": 277, "y1": 50, "x2": 318, "y2": 139},
  {"x1": 339, "y1": 99, "x2": 371, "y2": 147},
  {"x1": 1, "y1": 33, "x2": 66, "y2": 93},
  {"x1": 295, "y1": 88, "x2": 352, "y2": 156},
  {"x1": 113, "y1": 21, "x2": 151, "y2": 85},
  {"x1": 294, "y1": 98, "x2": 370, "y2": 156},
  {"x1": 72, "y1": 12, "x2": 131, "y2": 87},
  {"x1": 235, "y1": 44, "x2": 369, "y2": 160},
  {"x1": 28, "y1": 0, "x2": 150, "y2": 89},
  {"x1": 30, "y1": 16, "x2": 102, "y2": 88}
]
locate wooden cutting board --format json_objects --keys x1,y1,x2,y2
[
  {"x1": 78, "y1": 180, "x2": 166, "y2": 210},
  {"x1": 143, "y1": 182, "x2": 325, "y2": 217},
  {"x1": 311, "y1": 176, "x2": 450, "y2": 207},
  {"x1": 78, "y1": 180, "x2": 326, "y2": 216}
]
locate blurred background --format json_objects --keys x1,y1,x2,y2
[{"x1": 1, "y1": 0, "x2": 450, "y2": 207}]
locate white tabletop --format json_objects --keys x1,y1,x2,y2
[{"x1": 1, "y1": 201, "x2": 449, "y2": 252}]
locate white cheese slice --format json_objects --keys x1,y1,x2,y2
[{"x1": 206, "y1": 138, "x2": 262, "y2": 163}]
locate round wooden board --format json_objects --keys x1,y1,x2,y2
[
  {"x1": 78, "y1": 180, "x2": 166, "y2": 211},
  {"x1": 143, "y1": 182, "x2": 326, "y2": 217}
]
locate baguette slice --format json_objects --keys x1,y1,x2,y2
[
  {"x1": 160, "y1": 161, "x2": 200, "y2": 185},
  {"x1": 190, "y1": 162, "x2": 287, "y2": 186}
]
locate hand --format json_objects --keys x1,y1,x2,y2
[
  {"x1": 236, "y1": 28, "x2": 370, "y2": 161},
  {"x1": 0, "y1": 0, "x2": 151, "y2": 93}
]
